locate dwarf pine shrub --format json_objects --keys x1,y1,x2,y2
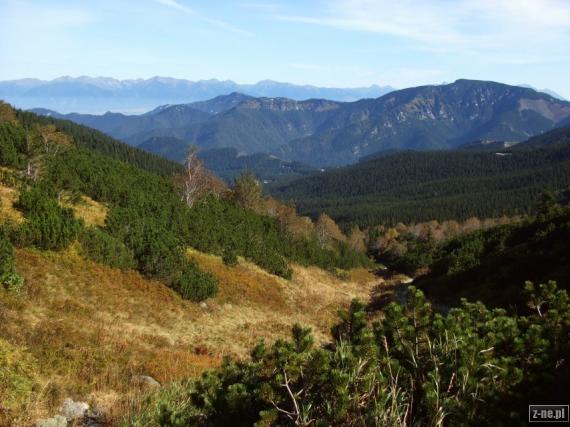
[{"x1": 151, "y1": 282, "x2": 570, "y2": 426}]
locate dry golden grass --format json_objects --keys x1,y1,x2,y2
[
  {"x1": 0, "y1": 247, "x2": 378, "y2": 426},
  {"x1": 187, "y1": 249, "x2": 377, "y2": 354},
  {"x1": 0, "y1": 182, "x2": 108, "y2": 228},
  {"x1": 0, "y1": 184, "x2": 23, "y2": 224},
  {"x1": 63, "y1": 195, "x2": 108, "y2": 227}
]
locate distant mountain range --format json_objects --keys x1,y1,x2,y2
[
  {"x1": 30, "y1": 79, "x2": 570, "y2": 171},
  {"x1": 0, "y1": 76, "x2": 394, "y2": 114}
]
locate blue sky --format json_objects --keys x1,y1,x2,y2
[{"x1": 1, "y1": 0, "x2": 569, "y2": 97}]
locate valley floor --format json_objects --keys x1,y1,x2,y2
[{"x1": 0, "y1": 246, "x2": 377, "y2": 426}]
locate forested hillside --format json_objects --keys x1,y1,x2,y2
[
  {"x1": 196, "y1": 147, "x2": 317, "y2": 182},
  {"x1": 269, "y1": 126, "x2": 570, "y2": 226},
  {"x1": 0, "y1": 102, "x2": 370, "y2": 303},
  {"x1": 414, "y1": 202, "x2": 570, "y2": 308},
  {"x1": 16, "y1": 108, "x2": 183, "y2": 176}
]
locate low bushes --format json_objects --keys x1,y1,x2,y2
[
  {"x1": 147, "y1": 282, "x2": 570, "y2": 426},
  {"x1": 78, "y1": 227, "x2": 136, "y2": 270},
  {"x1": 171, "y1": 263, "x2": 218, "y2": 302},
  {"x1": 0, "y1": 228, "x2": 23, "y2": 293},
  {"x1": 14, "y1": 187, "x2": 81, "y2": 251}
]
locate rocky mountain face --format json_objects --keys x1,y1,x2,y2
[
  {"x1": 284, "y1": 80, "x2": 570, "y2": 165},
  {"x1": 172, "y1": 97, "x2": 343, "y2": 155}
]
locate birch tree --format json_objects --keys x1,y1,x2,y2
[{"x1": 181, "y1": 146, "x2": 207, "y2": 208}]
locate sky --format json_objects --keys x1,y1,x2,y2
[{"x1": 1, "y1": 0, "x2": 569, "y2": 97}]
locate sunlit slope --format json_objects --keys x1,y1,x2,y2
[{"x1": 0, "y1": 246, "x2": 376, "y2": 425}]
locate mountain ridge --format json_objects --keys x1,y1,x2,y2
[
  {"x1": 284, "y1": 79, "x2": 570, "y2": 165},
  {"x1": 0, "y1": 76, "x2": 394, "y2": 113},
  {"x1": 27, "y1": 80, "x2": 570, "y2": 170}
]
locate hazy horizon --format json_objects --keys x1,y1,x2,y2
[{"x1": 0, "y1": 74, "x2": 392, "y2": 89}]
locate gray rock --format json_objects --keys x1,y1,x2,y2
[
  {"x1": 35, "y1": 415, "x2": 67, "y2": 427},
  {"x1": 83, "y1": 408, "x2": 107, "y2": 427},
  {"x1": 132, "y1": 374, "x2": 161, "y2": 389},
  {"x1": 60, "y1": 398, "x2": 89, "y2": 420}
]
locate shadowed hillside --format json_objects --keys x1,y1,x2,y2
[{"x1": 269, "y1": 126, "x2": 570, "y2": 226}]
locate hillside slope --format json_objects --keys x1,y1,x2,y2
[
  {"x1": 269, "y1": 126, "x2": 570, "y2": 226},
  {"x1": 0, "y1": 101, "x2": 375, "y2": 425},
  {"x1": 415, "y1": 206, "x2": 570, "y2": 309},
  {"x1": 1, "y1": 101, "x2": 371, "y2": 301},
  {"x1": 124, "y1": 208, "x2": 570, "y2": 427},
  {"x1": 0, "y1": 243, "x2": 376, "y2": 425}
]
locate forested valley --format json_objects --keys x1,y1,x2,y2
[
  {"x1": 1, "y1": 99, "x2": 569, "y2": 426},
  {"x1": 269, "y1": 126, "x2": 570, "y2": 226}
]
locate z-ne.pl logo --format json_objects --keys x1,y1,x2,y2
[{"x1": 529, "y1": 405, "x2": 569, "y2": 423}]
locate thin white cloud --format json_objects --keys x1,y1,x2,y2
[
  {"x1": 153, "y1": 0, "x2": 252, "y2": 36},
  {"x1": 154, "y1": 0, "x2": 195, "y2": 14},
  {"x1": 240, "y1": 2, "x2": 284, "y2": 12},
  {"x1": 276, "y1": 0, "x2": 570, "y2": 62}
]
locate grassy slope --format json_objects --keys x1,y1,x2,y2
[
  {"x1": 0, "y1": 220, "x2": 376, "y2": 425},
  {"x1": 0, "y1": 185, "x2": 23, "y2": 224}
]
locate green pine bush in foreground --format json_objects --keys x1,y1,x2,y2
[
  {"x1": 78, "y1": 227, "x2": 136, "y2": 270},
  {"x1": 133, "y1": 282, "x2": 569, "y2": 427},
  {"x1": 14, "y1": 186, "x2": 82, "y2": 251}
]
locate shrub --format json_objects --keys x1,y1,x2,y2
[
  {"x1": 15, "y1": 187, "x2": 82, "y2": 250},
  {"x1": 149, "y1": 282, "x2": 570, "y2": 426},
  {"x1": 79, "y1": 227, "x2": 136, "y2": 270},
  {"x1": 251, "y1": 251, "x2": 293, "y2": 280},
  {"x1": 0, "y1": 229, "x2": 24, "y2": 294},
  {"x1": 105, "y1": 212, "x2": 182, "y2": 279},
  {"x1": 105, "y1": 211, "x2": 218, "y2": 301},
  {"x1": 0, "y1": 122, "x2": 26, "y2": 168},
  {"x1": 0, "y1": 230, "x2": 15, "y2": 278},
  {"x1": 222, "y1": 249, "x2": 238, "y2": 267},
  {"x1": 170, "y1": 262, "x2": 218, "y2": 302}
]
